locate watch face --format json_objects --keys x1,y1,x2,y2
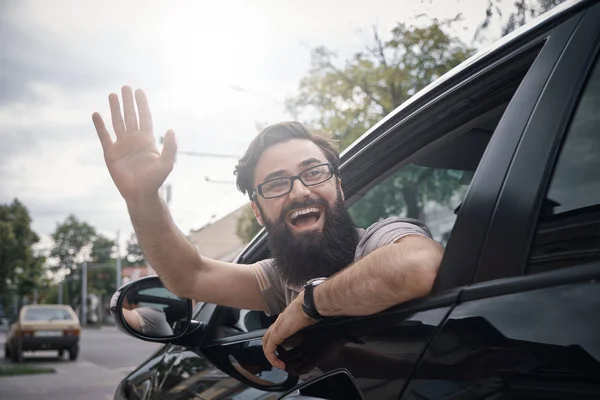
[{"x1": 306, "y1": 277, "x2": 327, "y2": 287}]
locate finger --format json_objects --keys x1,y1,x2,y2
[
  {"x1": 109, "y1": 93, "x2": 126, "y2": 137},
  {"x1": 92, "y1": 113, "x2": 113, "y2": 151},
  {"x1": 262, "y1": 327, "x2": 273, "y2": 356},
  {"x1": 121, "y1": 86, "x2": 139, "y2": 132},
  {"x1": 264, "y1": 331, "x2": 285, "y2": 369},
  {"x1": 135, "y1": 89, "x2": 153, "y2": 133},
  {"x1": 160, "y1": 130, "x2": 178, "y2": 166}
]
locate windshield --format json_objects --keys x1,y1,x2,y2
[{"x1": 23, "y1": 308, "x2": 75, "y2": 322}]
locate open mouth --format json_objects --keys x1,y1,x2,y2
[{"x1": 287, "y1": 206, "x2": 324, "y2": 228}]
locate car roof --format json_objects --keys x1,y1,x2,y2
[
  {"x1": 22, "y1": 304, "x2": 74, "y2": 310},
  {"x1": 341, "y1": 0, "x2": 589, "y2": 161}
]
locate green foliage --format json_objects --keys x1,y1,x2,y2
[
  {"x1": 50, "y1": 215, "x2": 97, "y2": 308},
  {"x1": 349, "y1": 166, "x2": 468, "y2": 228},
  {"x1": 91, "y1": 235, "x2": 115, "y2": 264},
  {"x1": 286, "y1": 22, "x2": 473, "y2": 150},
  {"x1": 0, "y1": 199, "x2": 46, "y2": 313},
  {"x1": 42, "y1": 282, "x2": 71, "y2": 305},
  {"x1": 88, "y1": 235, "x2": 118, "y2": 295},
  {"x1": 50, "y1": 215, "x2": 96, "y2": 271},
  {"x1": 287, "y1": 23, "x2": 473, "y2": 225},
  {"x1": 235, "y1": 204, "x2": 263, "y2": 244},
  {"x1": 0, "y1": 365, "x2": 55, "y2": 376},
  {"x1": 476, "y1": 0, "x2": 567, "y2": 39},
  {"x1": 235, "y1": 23, "x2": 474, "y2": 234},
  {"x1": 126, "y1": 233, "x2": 145, "y2": 266},
  {"x1": 88, "y1": 266, "x2": 117, "y2": 296}
]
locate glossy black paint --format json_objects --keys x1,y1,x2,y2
[
  {"x1": 401, "y1": 268, "x2": 600, "y2": 399},
  {"x1": 202, "y1": 304, "x2": 453, "y2": 400},
  {"x1": 115, "y1": 2, "x2": 600, "y2": 399},
  {"x1": 475, "y1": 2, "x2": 600, "y2": 282}
]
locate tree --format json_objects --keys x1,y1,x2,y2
[
  {"x1": 91, "y1": 235, "x2": 115, "y2": 264},
  {"x1": 14, "y1": 253, "x2": 49, "y2": 303},
  {"x1": 87, "y1": 234, "x2": 118, "y2": 297},
  {"x1": 286, "y1": 22, "x2": 473, "y2": 150},
  {"x1": 236, "y1": 204, "x2": 263, "y2": 244},
  {"x1": 126, "y1": 233, "x2": 145, "y2": 266},
  {"x1": 475, "y1": 0, "x2": 567, "y2": 39},
  {"x1": 0, "y1": 199, "x2": 46, "y2": 316},
  {"x1": 50, "y1": 215, "x2": 97, "y2": 308},
  {"x1": 286, "y1": 22, "x2": 473, "y2": 225}
]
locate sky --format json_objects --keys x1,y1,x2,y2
[{"x1": 0, "y1": 0, "x2": 510, "y2": 255}]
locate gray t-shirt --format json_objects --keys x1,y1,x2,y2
[
  {"x1": 250, "y1": 217, "x2": 432, "y2": 316},
  {"x1": 136, "y1": 307, "x2": 174, "y2": 336}
]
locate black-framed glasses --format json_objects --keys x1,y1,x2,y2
[{"x1": 252, "y1": 163, "x2": 335, "y2": 200}]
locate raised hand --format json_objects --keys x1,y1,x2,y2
[{"x1": 92, "y1": 86, "x2": 177, "y2": 202}]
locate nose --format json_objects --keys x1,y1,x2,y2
[{"x1": 288, "y1": 177, "x2": 311, "y2": 200}]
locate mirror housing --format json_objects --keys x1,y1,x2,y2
[{"x1": 110, "y1": 275, "x2": 206, "y2": 346}]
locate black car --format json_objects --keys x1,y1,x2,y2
[{"x1": 111, "y1": 1, "x2": 600, "y2": 399}]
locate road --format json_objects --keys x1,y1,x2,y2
[{"x1": 0, "y1": 327, "x2": 162, "y2": 400}]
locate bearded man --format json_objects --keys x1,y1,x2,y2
[{"x1": 92, "y1": 86, "x2": 444, "y2": 369}]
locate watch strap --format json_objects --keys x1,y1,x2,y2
[{"x1": 302, "y1": 283, "x2": 323, "y2": 320}]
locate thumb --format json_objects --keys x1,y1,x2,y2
[{"x1": 160, "y1": 129, "x2": 177, "y2": 167}]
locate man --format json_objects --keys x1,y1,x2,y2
[
  {"x1": 92, "y1": 86, "x2": 444, "y2": 369},
  {"x1": 121, "y1": 292, "x2": 173, "y2": 337}
]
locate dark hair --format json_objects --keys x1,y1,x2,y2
[
  {"x1": 125, "y1": 289, "x2": 137, "y2": 304},
  {"x1": 234, "y1": 122, "x2": 340, "y2": 200}
]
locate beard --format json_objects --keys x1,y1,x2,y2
[{"x1": 261, "y1": 193, "x2": 360, "y2": 288}]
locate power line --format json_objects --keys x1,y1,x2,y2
[
  {"x1": 178, "y1": 150, "x2": 240, "y2": 159},
  {"x1": 204, "y1": 176, "x2": 236, "y2": 185}
]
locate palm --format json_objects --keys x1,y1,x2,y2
[{"x1": 92, "y1": 87, "x2": 177, "y2": 201}]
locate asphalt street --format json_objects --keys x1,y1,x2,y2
[{"x1": 0, "y1": 326, "x2": 162, "y2": 400}]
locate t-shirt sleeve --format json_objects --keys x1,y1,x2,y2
[
  {"x1": 136, "y1": 307, "x2": 173, "y2": 336},
  {"x1": 355, "y1": 217, "x2": 433, "y2": 259},
  {"x1": 250, "y1": 259, "x2": 287, "y2": 317}
]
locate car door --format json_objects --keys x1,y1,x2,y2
[
  {"x1": 116, "y1": 302, "x2": 224, "y2": 400},
  {"x1": 183, "y1": 20, "x2": 580, "y2": 399},
  {"x1": 399, "y1": 4, "x2": 600, "y2": 399}
]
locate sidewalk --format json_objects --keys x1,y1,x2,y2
[
  {"x1": 0, "y1": 359, "x2": 123, "y2": 400},
  {"x1": 0, "y1": 328, "x2": 129, "y2": 400}
]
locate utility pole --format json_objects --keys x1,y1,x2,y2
[
  {"x1": 116, "y1": 230, "x2": 122, "y2": 289},
  {"x1": 58, "y1": 280, "x2": 63, "y2": 304},
  {"x1": 81, "y1": 261, "x2": 87, "y2": 326}
]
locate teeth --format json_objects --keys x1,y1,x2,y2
[{"x1": 290, "y1": 207, "x2": 320, "y2": 220}]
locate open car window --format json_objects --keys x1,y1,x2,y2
[{"x1": 349, "y1": 102, "x2": 506, "y2": 246}]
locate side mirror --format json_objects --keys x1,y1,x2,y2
[{"x1": 110, "y1": 275, "x2": 206, "y2": 346}]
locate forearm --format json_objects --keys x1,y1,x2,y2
[
  {"x1": 315, "y1": 235, "x2": 442, "y2": 317},
  {"x1": 122, "y1": 309, "x2": 142, "y2": 331},
  {"x1": 126, "y1": 193, "x2": 203, "y2": 297}
]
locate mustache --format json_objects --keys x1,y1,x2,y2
[{"x1": 281, "y1": 198, "x2": 329, "y2": 218}]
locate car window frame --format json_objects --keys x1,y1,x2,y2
[{"x1": 473, "y1": 3, "x2": 600, "y2": 283}]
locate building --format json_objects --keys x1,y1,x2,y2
[{"x1": 187, "y1": 204, "x2": 249, "y2": 262}]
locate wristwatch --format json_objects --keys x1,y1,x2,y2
[{"x1": 302, "y1": 277, "x2": 327, "y2": 320}]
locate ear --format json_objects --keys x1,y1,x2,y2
[
  {"x1": 337, "y1": 178, "x2": 345, "y2": 201},
  {"x1": 250, "y1": 201, "x2": 264, "y2": 226}
]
